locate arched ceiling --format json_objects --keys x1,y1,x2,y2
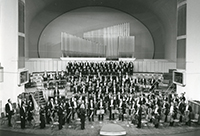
[{"x1": 26, "y1": 0, "x2": 177, "y2": 60}]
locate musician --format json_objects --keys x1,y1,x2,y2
[
  {"x1": 42, "y1": 71, "x2": 48, "y2": 81},
  {"x1": 180, "y1": 93, "x2": 186, "y2": 102},
  {"x1": 97, "y1": 98, "x2": 105, "y2": 121},
  {"x1": 88, "y1": 99, "x2": 94, "y2": 122},
  {"x1": 118, "y1": 98, "x2": 126, "y2": 121},
  {"x1": 45, "y1": 101, "x2": 51, "y2": 124},
  {"x1": 60, "y1": 70, "x2": 66, "y2": 79},
  {"x1": 54, "y1": 86, "x2": 60, "y2": 98},
  {"x1": 136, "y1": 103, "x2": 142, "y2": 128},
  {"x1": 185, "y1": 102, "x2": 192, "y2": 126},
  {"x1": 108, "y1": 96, "x2": 116, "y2": 120},
  {"x1": 147, "y1": 103, "x2": 153, "y2": 123},
  {"x1": 153, "y1": 104, "x2": 161, "y2": 128},
  {"x1": 27, "y1": 101, "x2": 34, "y2": 126},
  {"x1": 80, "y1": 100, "x2": 86, "y2": 130},
  {"x1": 178, "y1": 99, "x2": 186, "y2": 122},
  {"x1": 65, "y1": 98, "x2": 72, "y2": 124},
  {"x1": 54, "y1": 97, "x2": 59, "y2": 113},
  {"x1": 169, "y1": 102, "x2": 175, "y2": 126},
  {"x1": 72, "y1": 97, "x2": 77, "y2": 120},
  {"x1": 5, "y1": 99, "x2": 14, "y2": 127},
  {"x1": 20, "y1": 102, "x2": 26, "y2": 129},
  {"x1": 40, "y1": 105, "x2": 46, "y2": 129},
  {"x1": 58, "y1": 102, "x2": 64, "y2": 130},
  {"x1": 49, "y1": 98, "x2": 55, "y2": 118},
  {"x1": 163, "y1": 100, "x2": 170, "y2": 122}
]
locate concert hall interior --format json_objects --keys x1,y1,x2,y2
[{"x1": 0, "y1": 0, "x2": 200, "y2": 135}]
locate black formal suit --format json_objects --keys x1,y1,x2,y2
[
  {"x1": 40, "y1": 107, "x2": 46, "y2": 128},
  {"x1": 136, "y1": 105, "x2": 142, "y2": 128},
  {"x1": 118, "y1": 101, "x2": 126, "y2": 121},
  {"x1": 178, "y1": 102, "x2": 186, "y2": 122},
  {"x1": 164, "y1": 102, "x2": 170, "y2": 122},
  {"x1": 65, "y1": 101, "x2": 72, "y2": 123},
  {"x1": 45, "y1": 102, "x2": 51, "y2": 124},
  {"x1": 20, "y1": 106, "x2": 26, "y2": 129},
  {"x1": 154, "y1": 107, "x2": 161, "y2": 128},
  {"x1": 58, "y1": 105, "x2": 64, "y2": 130},
  {"x1": 80, "y1": 107, "x2": 86, "y2": 130},
  {"x1": 185, "y1": 105, "x2": 192, "y2": 126},
  {"x1": 5, "y1": 102, "x2": 14, "y2": 127}
]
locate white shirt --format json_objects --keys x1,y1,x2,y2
[
  {"x1": 91, "y1": 103, "x2": 93, "y2": 108},
  {"x1": 170, "y1": 106, "x2": 174, "y2": 114},
  {"x1": 186, "y1": 105, "x2": 189, "y2": 111},
  {"x1": 8, "y1": 103, "x2": 13, "y2": 111},
  {"x1": 74, "y1": 101, "x2": 77, "y2": 108},
  {"x1": 111, "y1": 100, "x2": 113, "y2": 106},
  {"x1": 100, "y1": 102, "x2": 103, "y2": 108},
  {"x1": 154, "y1": 107, "x2": 158, "y2": 114}
]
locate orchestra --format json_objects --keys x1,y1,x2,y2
[{"x1": 6, "y1": 61, "x2": 195, "y2": 130}]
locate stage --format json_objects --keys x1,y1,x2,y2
[{"x1": 100, "y1": 123, "x2": 126, "y2": 136}]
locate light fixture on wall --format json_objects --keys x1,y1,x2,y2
[{"x1": 0, "y1": 63, "x2": 3, "y2": 82}]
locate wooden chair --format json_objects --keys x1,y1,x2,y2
[
  {"x1": 13, "y1": 114, "x2": 21, "y2": 128},
  {"x1": 50, "y1": 116, "x2": 59, "y2": 129},
  {"x1": 32, "y1": 114, "x2": 41, "y2": 128},
  {"x1": 141, "y1": 119, "x2": 148, "y2": 127},
  {"x1": 191, "y1": 114, "x2": 200, "y2": 125},
  {"x1": 73, "y1": 118, "x2": 81, "y2": 129},
  {"x1": 173, "y1": 113, "x2": 180, "y2": 126}
]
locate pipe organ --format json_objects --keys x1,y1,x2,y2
[
  {"x1": 61, "y1": 32, "x2": 106, "y2": 57},
  {"x1": 61, "y1": 23, "x2": 135, "y2": 58}
]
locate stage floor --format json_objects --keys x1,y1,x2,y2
[{"x1": 100, "y1": 123, "x2": 126, "y2": 136}]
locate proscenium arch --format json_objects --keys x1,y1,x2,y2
[
  {"x1": 37, "y1": 6, "x2": 156, "y2": 59},
  {"x1": 28, "y1": 0, "x2": 166, "y2": 59}
]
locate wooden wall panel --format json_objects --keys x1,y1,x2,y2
[
  {"x1": 25, "y1": 59, "x2": 176, "y2": 73},
  {"x1": 145, "y1": 61, "x2": 150, "y2": 72},
  {"x1": 40, "y1": 61, "x2": 45, "y2": 72}
]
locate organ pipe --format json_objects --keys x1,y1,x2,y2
[{"x1": 61, "y1": 23, "x2": 134, "y2": 58}]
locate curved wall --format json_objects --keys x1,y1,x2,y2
[
  {"x1": 27, "y1": 0, "x2": 177, "y2": 61},
  {"x1": 39, "y1": 7, "x2": 154, "y2": 58}
]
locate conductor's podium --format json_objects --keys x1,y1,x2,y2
[{"x1": 100, "y1": 124, "x2": 126, "y2": 136}]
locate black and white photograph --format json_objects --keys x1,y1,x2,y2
[{"x1": 0, "y1": 0, "x2": 200, "y2": 136}]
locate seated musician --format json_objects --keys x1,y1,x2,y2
[
  {"x1": 42, "y1": 71, "x2": 48, "y2": 81},
  {"x1": 54, "y1": 86, "x2": 60, "y2": 98},
  {"x1": 60, "y1": 70, "x2": 65, "y2": 80},
  {"x1": 97, "y1": 98, "x2": 105, "y2": 121}
]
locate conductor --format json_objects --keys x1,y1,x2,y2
[{"x1": 79, "y1": 100, "x2": 86, "y2": 130}]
